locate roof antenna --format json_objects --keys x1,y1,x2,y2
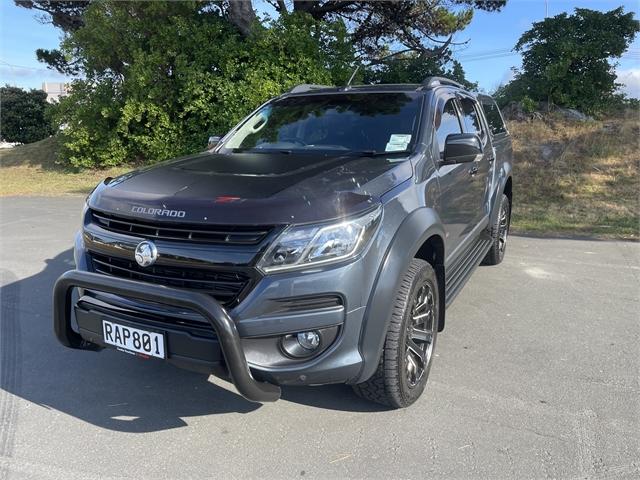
[{"x1": 345, "y1": 65, "x2": 360, "y2": 90}]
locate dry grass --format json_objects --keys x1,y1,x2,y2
[
  {"x1": 0, "y1": 137, "x2": 130, "y2": 196},
  {"x1": 509, "y1": 112, "x2": 640, "y2": 239}
]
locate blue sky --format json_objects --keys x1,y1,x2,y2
[
  {"x1": 1, "y1": 0, "x2": 639, "y2": 96},
  {"x1": 453, "y1": 0, "x2": 640, "y2": 96}
]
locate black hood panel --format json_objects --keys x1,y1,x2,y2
[{"x1": 89, "y1": 150, "x2": 413, "y2": 225}]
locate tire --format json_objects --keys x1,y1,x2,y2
[
  {"x1": 353, "y1": 259, "x2": 439, "y2": 409},
  {"x1": 482, "y1": 193, "x2": 511, "y2": 266}
]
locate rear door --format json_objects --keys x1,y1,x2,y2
[
  {"x1": 457, "y1": 95, "x2": 493, "y2": 228},
  {"x1": 480, "y1": 96, "x2": 512, "y2": 214},
  {"x1": 480, "y1": 96, "x2": 511, "y2": 183}
]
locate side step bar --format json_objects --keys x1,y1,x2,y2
[
  {"x1": 445, "y1": 234, "x2": 493, "y2": 307},
  {"x1": 53, "y1": 270, "x2": 281, "y2": 403}
]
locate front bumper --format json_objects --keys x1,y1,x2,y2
[{"x1": 53, "y1": 270, "x2": 281, "y2": 403}]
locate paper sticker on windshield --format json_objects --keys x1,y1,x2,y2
[{"x1": 385, "y1": 134, "x2": 412, "y2": 152}]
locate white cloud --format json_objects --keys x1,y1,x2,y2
[
  {"x1": 484, "y1": 69, "x2": 516, "y2": 94},
  {"x1": 617, "y1": 68, "x2": 640, "y2": 99},
  {"x1": 0, "y1": 64, "x2": 72, "y2": 89},
  {"x1": 500, "y1": 69, "x2": 516, "y2": 86},
  {"x1": 0, "y1": 65, "x2": 43, "y2": 78}
]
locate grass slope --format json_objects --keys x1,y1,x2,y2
[
  {"x1": 509, "y1": 114, "x2": 639, "y2": 239},
  {"x1": 0, "y1": 137, "x2": 130, "y2": 196}
]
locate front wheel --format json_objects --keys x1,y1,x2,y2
[{"x1": 352, "y1": 259, "x2": 439, "y2": 408}]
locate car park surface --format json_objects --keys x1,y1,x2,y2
[{"x1": 1, "y1": 196, "x2": 639, "y2": 479}]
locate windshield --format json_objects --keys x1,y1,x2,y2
[{"x1": 223, "y1": 92, "x2": 423, "y2": 155}]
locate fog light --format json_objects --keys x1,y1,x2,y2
[
  {"x1": 281, "y1": 330, "x2": 322, "y2": 358},
  {"x1": 297, "y1": 331, "x2": 320, "y2": 350}
]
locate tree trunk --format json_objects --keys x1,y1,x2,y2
[
  {"x1": 227, "y1": 0, "x2": 257, "y2": 36},
  {"x1": 293, "y1": 1, "x2": 315, "y2": 14}
]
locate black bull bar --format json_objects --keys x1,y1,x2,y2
[{"x1": 53, "y1": 270, "x2": 281, "y2": 403}]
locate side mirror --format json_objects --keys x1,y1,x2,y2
[
  {"x1": 442, "y1": 133, "x2": 482, "y2": 165},
  {"x1": 207, "y1": 135, "x2": 222, "y2": 150}
]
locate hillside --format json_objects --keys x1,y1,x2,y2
[
  {"x1": 509, "y1": 113, "x2": 639, "y2": 239},
  {"x1": 1, "y1": 118, "x2": 638, "y2": 239},
  {"x1": 0, "y1": 137, "x2": 129, "y2": 196}
]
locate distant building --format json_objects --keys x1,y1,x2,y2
[{"x1": 42, "y1": 82, "x2": 70, "y2": 103}]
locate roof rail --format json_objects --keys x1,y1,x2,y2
[
  {"x1": 420, "y1": 76, "x2": 465, "y2": 89},
  {"x1": 287, "y1": 84, "x2": 333, "y2": 94}
]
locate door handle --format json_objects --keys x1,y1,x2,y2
[{"x1": 469, "y1": 164, "x2": 479, "y2": 175}]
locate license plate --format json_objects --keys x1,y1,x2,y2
[{"x1": 102, "y1": 320, "x2": 165, "y2": 359}]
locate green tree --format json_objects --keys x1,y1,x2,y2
[
  {"x1": 364, "y1": 52, "x2": 477, "y2": 90},
  {"x1": 497, "y1": 7, "x2": 639, "y2": 113},
  {"x1": 17, "y1": 1, "x2": 505, "y2": 73},
  {"x1": 19, "y1": 0, "x2": 505, "y2": 167},
  {"x1": 0, "y1": 85, "x2": 54, "y2": 144},
  {"x1": 52, "y1": 1, "x2": 355, "y2": 168}
]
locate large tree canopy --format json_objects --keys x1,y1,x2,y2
[
  {"x1": 261, "y1": 0, "x2": 505, "y2": 59},
  {"x1": 15, "y1": 0, "x2": 506, "y2": 168},
  {"x1": 17, "y1": 0, "x2": 505, "y2": 72},
  {"x1": 44, "y1": 1, "x2": 359, "y2": 167},
  {"x1": 495, "y1": 7, "x2": 639, "y2": 114}
]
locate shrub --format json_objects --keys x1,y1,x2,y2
[{"x1": 520, "y1": 95, "x2": 537, "y2": 113}]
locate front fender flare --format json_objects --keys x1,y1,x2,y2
[{"x1": 354, "y1": 208, "x2": 444, "y2": 384}]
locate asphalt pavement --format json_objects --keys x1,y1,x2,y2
[{"x1": 1, "y1": 196, "x2": 639, "y2": 479}]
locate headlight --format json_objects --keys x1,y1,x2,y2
[{"x1": 258, "y1": 206, "x2": 382, "y2": 273}]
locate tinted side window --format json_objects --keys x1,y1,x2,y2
[
  {"x1": 460, "y1": 98, "x2": 484, "y2": 138},
  {"x1": 481, "y1": 100, "x2": 507, "y2": 136},
  {"x1": 435, "y1": 99, "x2": 462, "y2": 157}
]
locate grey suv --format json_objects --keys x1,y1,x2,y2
[{"x1": 54, "y1": 77, "x2": 513, "y2": 408}]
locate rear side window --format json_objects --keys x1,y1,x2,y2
[
  {"x1": 459, "y1": 98, "x2": 485, "y2": 138},
  {"x1": 435, "y1": 99, "x2": 462, "y2": 157},
  {"x1": 481, "y1": 100, "x2": 507, "y2": 136}
]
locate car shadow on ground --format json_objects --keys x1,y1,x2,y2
[{"x1": 0, "y1": 250, "x2": 386, "y2": 434}]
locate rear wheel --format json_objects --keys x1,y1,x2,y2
[
  {"x1": 482, "y1": 193, "x2": 511, "y2": 266},
  {"x1": 353, "y1": 259, "x2": 438, "y2": 408}
]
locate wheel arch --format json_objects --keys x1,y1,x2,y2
[
  {"x1": 354, "y1": 208, "x2": 445, "y2": 384},
  {"x1": 489, "y1": 172, "x2": 513, "y2": 227},
  {"x1": 504, "y1": 176, "x2": 513, "y2": 205},
  {"x1": 414, "y1": 234, "x2": 445, "y2": 334}
]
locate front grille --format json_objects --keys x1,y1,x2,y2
[
  {"x1": 88, "y1": 252, "x2": 254, "y2": 306},
  {"x1": 90, "y1": 209, "x2": 273, "y2": 245}
]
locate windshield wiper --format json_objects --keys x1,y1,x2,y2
[
  {"x1": 232, "y1": 148, "x2": 292, "y2": 154},
  {"x1": 347, "y1": 150, "x2": 411, "y2": 157}
]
